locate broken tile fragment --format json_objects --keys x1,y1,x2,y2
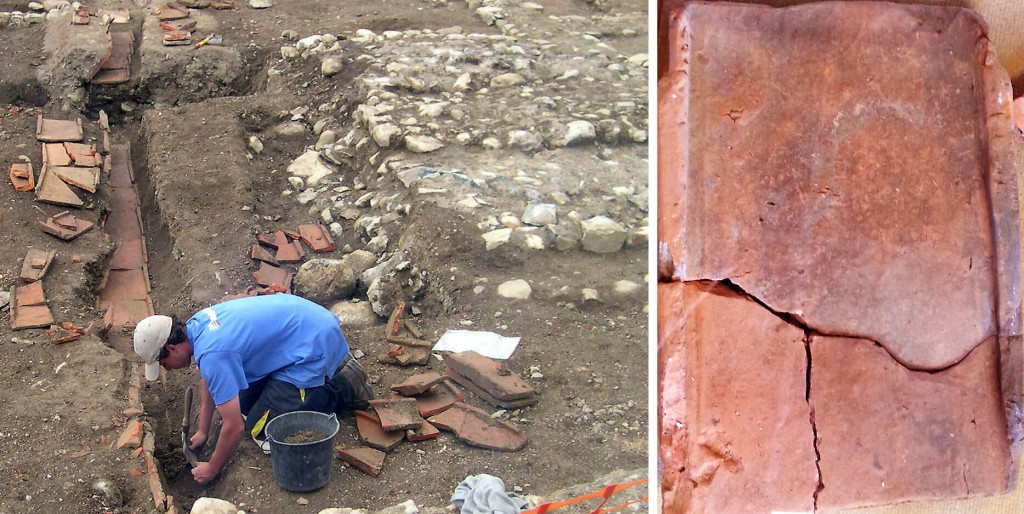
[
  {"x1": 35, "y1": 167, "x2": 83, "y2": 207},
  {"x1": 12, "y1": 282, "x2": 54, "y2": 330},
  {"x1": 354, "y1": 410, "x2": 404, "y2": 452},
  {"x1": 116, "y1": 419, "x2": 144, "y2": 449},
  {"x1": 377, "y1": 344, "x2": 430, "y2": 366},
  {"x1": 275, "y1": 238, "x2": 304, "y2": 263},
  {"x1": 298, "y1": 224, "x2": 335, "y2": 253},
  {"x1": 16, "y1": 281, "x2": 46, "y2": 307},
  {"x1": 406, "y1": 421, "x2": 439, "y2": 442},
  {"x1": 369, "y1": 397, "x2": 424, "y2": 431},
  {"x1": 20, "y1": 249, "x2": 56, "y2": 282},
  {"x1": 53, "y1": 166, "x2": 100, "y2": 192},
  {"x1": 154, "y1": 3, "x2": 189, "y2": 21},
  {"x1": 657, "y1": 281, "x2": 816, "y2": 513},
  {"x1": 9, "y1": 162, "x2": 34, "y2": 191},
  {"x1": 36, "y1": 116, "x2": 83, "y2": 142},
  {"x1": 427, "y1": 402, "x2": 527, "y2": 452},
  {"x1": 256, "y1": 233, "x2": 277, "y2": 248},
  {"x1": 391, "y1": 372, "x2": 447, "y2": 396},
  {"x1": 48, "y1": 322, "x2": 84, "y2": 344},
  {"x1": 42, "y1": 143, "x2": 72, "y2": 167},
  {"x1": 63, "y1": 142, "x2": 102, "y2": 167},
  {"x1": 415, "y1": 380, "x2": 463, "y2": 417},
  {"x1": 444, "y1": 351, "x2": 535, "y2": 401},
  {"x1": 39, "y1": 211, "x2": 93, "y2": 240},
  {"x1": 250, "y1": 244, "x2": 278, "y2": 265},
  {"x1": 812, "y1": 336, "x2": 1010, "y2": 509},
  {"x1": 162, "y1": 31, "x2": 192, "y2": 46},
  {"x1": 445, "y1": 368, "x2": 537, "y2": 409},
  {"x1": 252, "y1": 262, "x2": 292, "y2": 292},
  {"x1": 337, "y1": 447, "x2": 385, "y2": 477}
]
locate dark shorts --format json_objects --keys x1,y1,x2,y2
[{"x1": 239, "y1": 353, "x2": 361, "y2": 440}]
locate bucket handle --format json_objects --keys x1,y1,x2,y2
[{"x1": 264, "y1": 411, "x2": 340, "y2": 445}]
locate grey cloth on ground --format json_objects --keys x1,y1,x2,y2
[{"x1": 451, "y1": 474, "x2": 530, "y2": 514}]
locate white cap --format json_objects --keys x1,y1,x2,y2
[{"x1": 134, "y1": 315, "x2": 172, "y2": 381}]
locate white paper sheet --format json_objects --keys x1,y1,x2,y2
[{"x1": 432, "y1": 329, "x2": 521, "y2": 360}]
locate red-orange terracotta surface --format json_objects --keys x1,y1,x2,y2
[
  {"x1": 658, "y1": 281, "x2": 817, "y2": 513},
  {"x1": 812, "y1": 335, "x2": 1010, "y2": 509},
  {"x1": 659, "y1": 1, "x2": 1021, "y2": 371}
]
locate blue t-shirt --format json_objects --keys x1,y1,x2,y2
[{"x1": 187, "y1": 294, "x2": 349, "y2": 406}]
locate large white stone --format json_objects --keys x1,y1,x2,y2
[
  {"x1": 405, "y1": 135, "x2": 444, "y2": 153},
  {"x1": 561, "y1": 120, "x2": 596, "y2": 146},
  {"x1": 521, "y1": 203, "x2": 556, "y2": 226},
  {"x1": 371, "y1": 124, "x2": 400, "y2": 147},
  {"x1": 190, "y1": 497, "x2": 239, "y2": 514},
  {"x1": 287, "y1": 150, "x2": 335, "y2": 186},
  {"x1": 249, "y1": 0, "x2": 272, "y2": 8},
  {"x1": 322, "y1": 55, "x2": 343, "y2": 77},
  {"x1": 581, "y1": 216, "x2": 626, "y2": 254},
  {"x1": 329, "y1": 301, "x2": 379, "y2": 330},
  {"x1": 497, "y1": 279, "x2": 532, "y2": 300},
  {"x1": 482, "y1": 228, "x2": 512, "y2": 250},
  {"x1": 490, "y1": 73, "x2": 525, "y2": 88}
]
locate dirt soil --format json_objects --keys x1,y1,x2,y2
[{"x1": 0, "y1": 0, "x2": 649, "y2": 513}]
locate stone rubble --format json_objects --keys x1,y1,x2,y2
[{"x1": 261, "y1": 0, "x2": 647, "y2": 321}]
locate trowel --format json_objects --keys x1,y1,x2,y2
[{"x1": 182, "y1": 386, "x2": 199, "y2": 467}]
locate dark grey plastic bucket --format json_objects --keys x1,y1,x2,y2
[{"x1": 264, "y1": 411, "x2": 339, "y2": 492}]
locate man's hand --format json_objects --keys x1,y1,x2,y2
[
  {"x1": 191, "y1": 462, "x2": 220, "y2": 484},
  {"x1": 189, "y1": 430, "x2": 208, "y2": 451}
]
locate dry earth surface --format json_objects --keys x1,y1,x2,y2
[{"x1": 0, "y1": 0, "x2": 649, "y2": 512}]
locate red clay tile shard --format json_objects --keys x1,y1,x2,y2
[
  {"x1": 36, "y1": 116, "x2": 84, "y2": 142},
  {"x1": 162, "y1": 32, "x2": 191, "y2": 45},
  {"x1": 427, "y1": 402, "x2": 527, "y2": 452},
  {"x1": 39, "y1": 211, "x2": 93, "y2": 240},
  {"x1": 9, "y1": 162, "x2": 34, "y2": 191},
  {"x1": 250, "y1": 244, "x2": 278, "y2": 265},
  {"x1": 444, "y1": 351, "x2": 535, "y2": 401},
  {"x1": 445, "y1": 368, "x2": 537, "y2": 409},
  {"x1": 812, "y1": 336, "x2": 1010, "y2": 509},
  {"x1": 391, "y1": 372, "x2": 447, "y2": 396},
  {"x1": 252, "y1": 262, "x2": 292, "y2": 292},
  {"x1": 354, "y1": 410, "x2": 404, "y2": 452},
  {"x1": 256, "y1": 233, "x2": 277, "y2": 248},
  {"x1": 42, "y1": 143, "x2": 72, "y2": 167},
  {"x1": 16, "y1": 282, "x2": 46, "y2": 307},
  {"x1": 275, "y1": 239, "x2": 304, "y2": 263},
  {"x1": 660, "y1": 1, "x2": 1022, "y2": 372},
  {"x1": 298, "y1": 224, "x2": 335, "y2": 253},
  {"x1": 63, "y1": 143, "x2": 102, "y2": 168},
  {"x1": 154, "y1": 3, "x2": 188, "y2": 21},
  {"x1": 377, "y1": 344, "x2": 430, "y2": 366},
  {"x1": 53, "y1": 166, "x2": 100, "y2": 193},
  {"x1": 337, "y1": 447, "x2": 385, "y2": 477},
  {"x1": 407, "y1": 421, "x2": 439, "y2": 442},
  {"x1": 369, "y1": 397, "x2": 424, "y2": 431},
  {"x1": 415, "y1": 380, "x2": 463, "y2": 417},
  {"x1": 48, "y1": 322, "x2": 84, "y2": 344},
  {"x1": 20, "y1": 249, "x2": 56, "y2": 283},
  {"x1": 12, "y1": 305, "x2": 54, "y2": 330},
  {"x1": 35, "y1": 167, "x2": 83, "y2": 207},
  {"x1": 657, "y1": 281, "x2": 817, "y2": 514}
]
